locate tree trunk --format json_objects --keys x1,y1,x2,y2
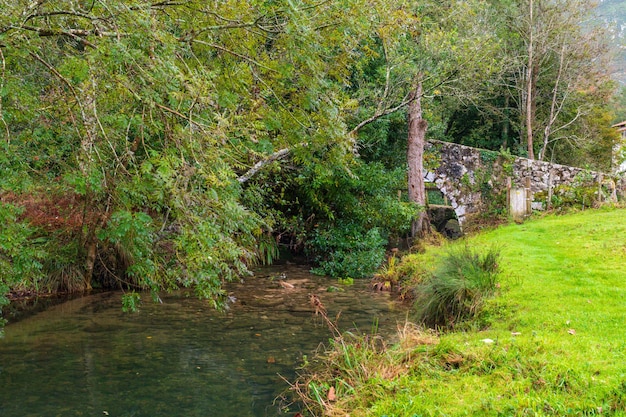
[
  {"x1": 84, "y1": 235, "x2": 96, "y2": 291},
  {"x1": 80, "y1": 69, "x2": 99, "y2": 290},
  {"x1": 407, "y1": 81, "x2": 430, "y2": 238},
  {"x1": 502, "y1": 95, "x2": 510, "y2": 149},
  {"x1": 539, "y1": 44, "x2": 566, "y2": 161},
  {"x1": 525, "y1": 0, "x2": 536, "y2": 160}
]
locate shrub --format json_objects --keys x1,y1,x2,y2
[
  {"x1": 244, "y1": 158, "x2": 418, "y2": 274},
  {"x1": 308, "y1": 224, "x2": 387, "y2": 278},
  {"x1": 0, "y1": 202, "x2": 46, "y2": 331},
  {"x1": 0, "y1": 204, "x2": 46, "y2": 282},
  {"x1": 40, "y1": 241, "x2": 87, "y2": 293},
  {"x1": 414, "y1": 245, "x2": 500, "y2": 328}
]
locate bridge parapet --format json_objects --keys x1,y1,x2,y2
[{"x1": 424, "y1": 140, "x2": 625, "y2": 229}]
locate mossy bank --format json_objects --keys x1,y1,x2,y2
[{"x1": 294, "y1": 207, "x2": 626, "y2": 416}]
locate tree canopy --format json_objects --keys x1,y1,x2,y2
[{"x1": 0, "y1": 0, "x2": 622, "y2": 318}]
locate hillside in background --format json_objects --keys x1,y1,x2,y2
[{"x1": 597, "y1": 0, "x2": 626, "y2": 84}]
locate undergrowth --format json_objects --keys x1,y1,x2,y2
[
  {"x1": 414, "y1": 245, "x2": 501, "y2": 328},
  {"x1": 284, "y1": 296, "x2": 430, "y2": 417}
]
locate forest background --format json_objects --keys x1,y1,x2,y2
[{"x1": 0, "y1": 0, "x2": 625, "y2": 318}]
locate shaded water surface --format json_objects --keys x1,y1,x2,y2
[{"x1": 0, "y1": 265, "x2": 407, "y2": 417}]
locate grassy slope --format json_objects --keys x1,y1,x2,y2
[{"x1": 349, "y1": 208, "x2": 626, "y2": 416}]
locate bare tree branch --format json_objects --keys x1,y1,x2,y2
[
  {"x1": 237, "y1": 148, "x2": 291, "y2": 184},
  {"x1": 189, "y1": 39, "x2": 278, "y2": 73},
  {"x1": 19, "y1": 24, "x2": 118, "y2": 38},
  {"x1": 0, "y1": 47, "x2": 9, "y2": 143},
  {"x1": 154, "y1": 102, "x2": 206, "y2": 131},
  {"x1": 24, "y1": 10, "x2": 98, "y2": 23},
  {"x1": 348, "y1": 94, "x2": 413, "y2": 137},
  {"x1": 348, "y1": 69, "x2": 460, "y2": 137}
]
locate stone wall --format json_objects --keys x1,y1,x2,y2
[{"x1": 424, "y1": 140, "x2": 625, "y2": 228}]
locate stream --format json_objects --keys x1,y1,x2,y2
[{"x1": 0, "y1": 264, "x2": 408, "y2": 417}]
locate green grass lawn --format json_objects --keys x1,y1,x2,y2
[{"x1": 301, "y1": 208, "x2": 626, "y2": 416}]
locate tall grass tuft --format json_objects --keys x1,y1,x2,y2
[
  {"x1": 282, "y1": 295, "x2": 392, "y2": 416},
  {"x1": 40, "y1": 241, "x2": 87, "y2": 293},
  {"x1": 414, "y1": 245, "x2": 500, "y2": 328},
  {"x1": 284, "y1": 317, "x2": 439, "y2": 417},
  {"x1": 255, "y1": 232, "x2": 279, "y2": 266}
]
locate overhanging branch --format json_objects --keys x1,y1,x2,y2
[
  {"x1": 237, "y1": 148, "x2": 291, "y2": 184},
  {"x1": 189, "y1": 39, "x2": 278, "y2": 73},
  {"x1": 348, "y1": 94, "x2": 412, "y2": 136},
  {"x1": 19, "y1": 25, "x2": 118, "y2": 38}
]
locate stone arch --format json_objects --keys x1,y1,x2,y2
[
  {"x1": 424, "y1": 177, "x2": 463, "y2": 237},
  {"x1": 423, "y1": 141, "x2": 485, "y2": 230},
  {"x1": 425, "y1": 170, "x2": 470, "y2": 231}
]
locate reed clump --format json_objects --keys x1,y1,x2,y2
[
  {"x1": 413, "y1": 245, "x2": 501, "y2": 328},
  {"x1": 285, "y1": 295, "x2": 441, "y2": 417}
]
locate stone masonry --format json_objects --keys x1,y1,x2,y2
[{"x1": 424, "y1": 140, "x2": 625, "y2": 228}]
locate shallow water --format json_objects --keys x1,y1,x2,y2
[{"x1": 0, "y1": 265, "x2": 407, "y2": 417}]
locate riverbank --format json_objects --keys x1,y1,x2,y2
[{"x1": 295, "y1": 207, "x2": 626, "y2": 416}]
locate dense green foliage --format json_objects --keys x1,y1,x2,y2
[
  {"x1": 0, "y1": 203, "x2": 45, "y2": 328},
  {"x1": 0, "y1": 0, "x2": 375, "y2": 308},
  {"x1": 447, "y1": 0, "x2": 621, "y2": 166},
  {"x1": 241, "y1": 157, "x2": 418, "y2": 277},
  {"x1": 0, "y1": 0, "x2": 624, "y2": 317}
]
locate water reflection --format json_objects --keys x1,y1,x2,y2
[{"x1": 0, "y1": 265, "x2": 407, "y2": 417}]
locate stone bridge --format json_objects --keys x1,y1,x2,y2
[{"x1": 424, "y1": 140, "x2": 625, "y2": 229}]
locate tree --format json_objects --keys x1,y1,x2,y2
[
  {"x1": 612, "y1": 86, "x2": 626, "y2": 124},
  {"x1": 508, "y1": 0, "x2": 615, "y2": 161},
  {"x1": 345, "y1": 0, "x2": 502, "y2": 238},
  {"x1": 3, "y1": 0, "x2": 616, "y2": 319},
  {"x1": 0, "y1": 0, "x2": 372, "y2": 307},
  {"x1": 596, "y1": 0, "x2": 626, "y2": 85},
  {"x1": 438, "y1": 0, "x2": 619, "y2": 169},
  {"x1": 407, "y1": 81, "x2": 429, "y2": 237}
]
